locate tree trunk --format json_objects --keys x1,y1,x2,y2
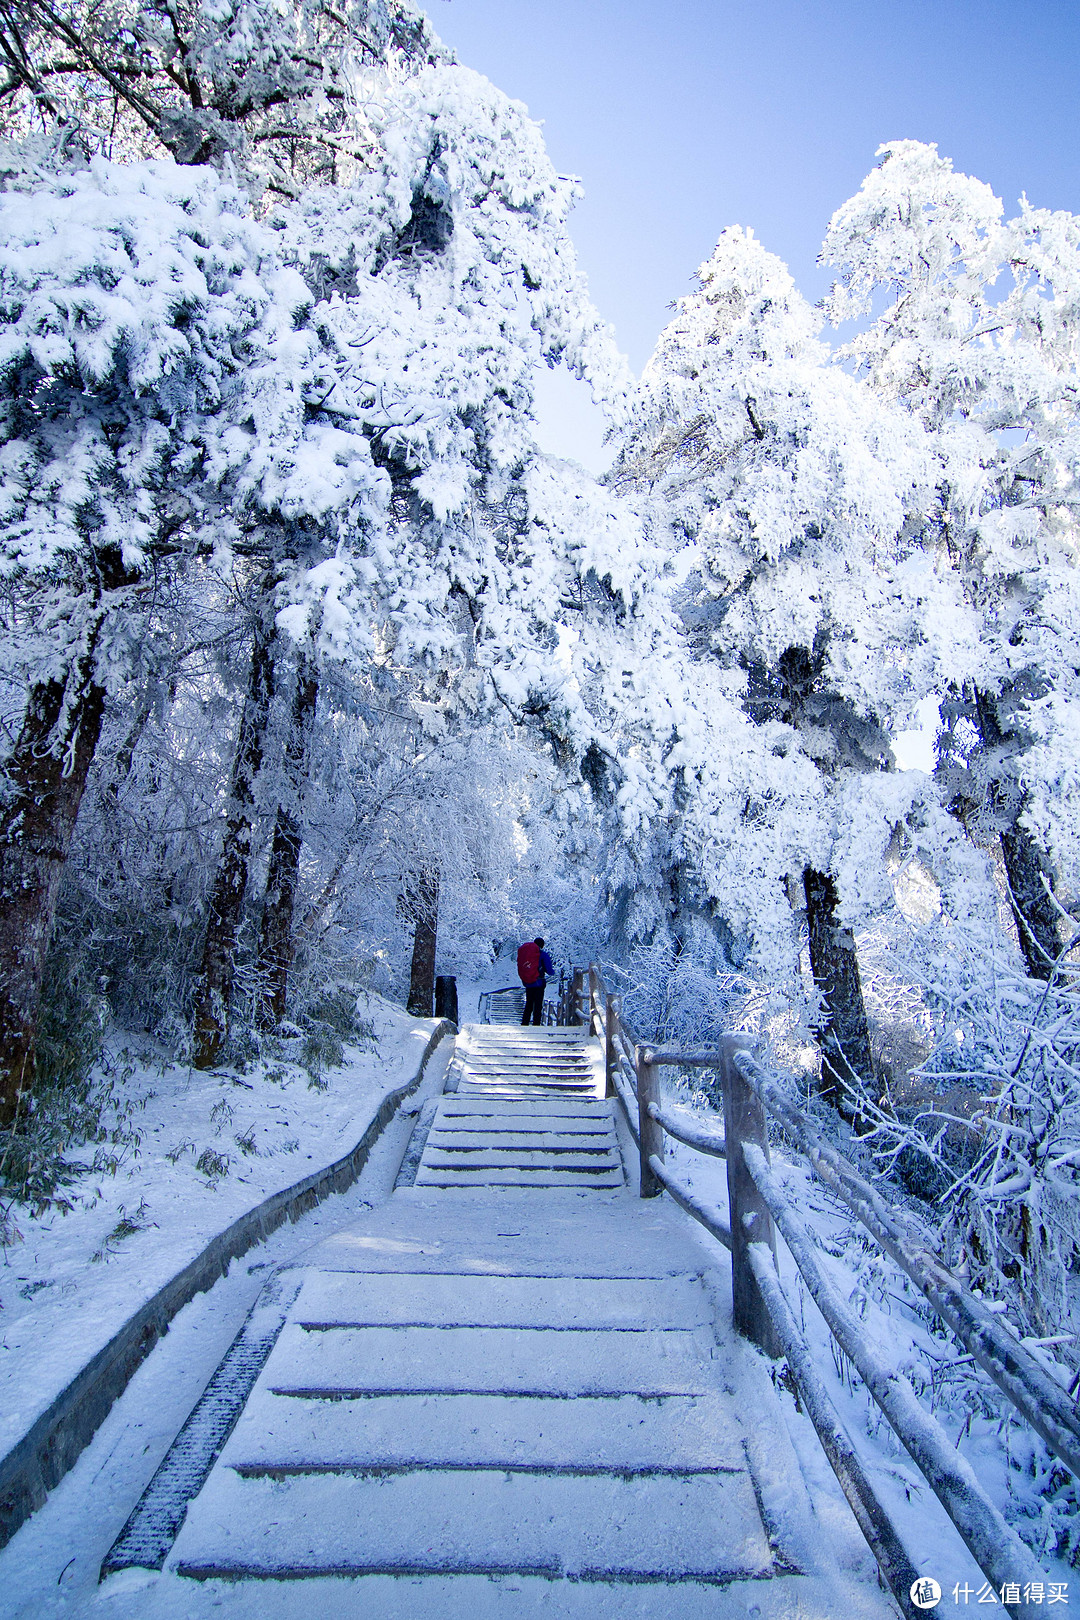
[
  {"x1": 973, "y1": 686, "x2": 1061, "y2": 980},
  {"x1": 405, "y1": 868, "x2": 439, "y2": 1018},
  {"x1": 257, "y1": 652, "x2": 319, "y2": 1027},
  {"x1": 191, "y1": 599, "x2": 276, "y2": 1068},
  {"x1": 0, "y1": 548, "x2": 133, "y2": 1124},
  {"x1": 1000, "y1": 828, "x2": 1061, "y2": 981},
  {"x1": 803, "y1": 866, "x2": 875, "y2": 1118},
  {"x1": 0, "y1": 651, "x2": 109, "y2": 1123}
]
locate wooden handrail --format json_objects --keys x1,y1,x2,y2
[
  {"x1": 744, "y1": 1139, "x2": 1043, "y2": 1599},
  {"x1": 648, "y1": 1100, "x2": 725, "y2": 1158},
  {"x1": 640, "y1": 1046, "x2": 719, "y2": 1067},
  {"x1": 573, "y1": 962, "x2": 1050, "y2": 1615}
]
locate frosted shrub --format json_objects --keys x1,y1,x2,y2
[{"x1": 862, "y1": 922, "x2": 1080, "y2": 1349}]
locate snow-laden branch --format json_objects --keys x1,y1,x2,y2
[{"x1": 735, "y1": 1049, "x2": 1080, "y2": 1484}]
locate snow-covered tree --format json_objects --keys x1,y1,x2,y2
[
  {"x1": 605, "y1": 225, "x2": 961, "y2": 1106},
  {"x1": 0, "y1": 0, "x2": 629, "y2": 1101},
  {"x1": 0, "y1": 0, "x2": 442, "y2": 192},
  {"x1": 0, "y1": 157, "x2": 380, "y2": 1114},
  {"x1": 822, "y1": 140, "x2": 1080, "y2": 978}
]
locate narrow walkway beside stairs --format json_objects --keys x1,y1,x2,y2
[{"x1": 128, "y1": 1023, "x2": 896, "y2": 1616}]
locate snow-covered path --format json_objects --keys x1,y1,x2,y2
[{"x1": 1, "y1": 1025, "x2": 899, "y2": 1618}]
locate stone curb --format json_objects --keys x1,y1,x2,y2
[{"x1": 0, "y1": 1019, "x2": 456, "y2": 1550}]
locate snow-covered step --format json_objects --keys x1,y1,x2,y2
[
  {"x1": 220, "y1": 1388, "x2": 744, "y2": 1476},
  {"x1": 460, "y1": 1051, "x2": 594, "y2": 1063},
  {"x1": 171, "y1": 1467, "x2": 773, "y2": 1584},
  {"x1": 430, "y1": 1127, "x2": 615, "y2": 1140},
  {"x1": 415, "y1": 1169, "x2": 625, "y2": 1188},
  {"x1": 422, "y1": 1147, "x2": 615, "y2": 1169},
  {"x1": 263, "y1": 1323, "x2": 721, "y2": 1397},
  {"x1": 290, "y1": 1271, "x2": 713, "y2": 1329},
  {"x1": 289, "y1": 1184, "x2": 698, "y2": 1278},
  {"x1": 456, "y1": 1082, "x2": 595, "y2": 1095},
  {"x1": 437, "y1": 1101, "x2": 612, "y2": 1120},
  {"x1": 425, "y1": 1136, "x2": 617, "y2": 1156},
  {"x1": 458, "y1": 1072, "x2": 595, "y2": 1084},
  {"x1": 456, "y1": 1083, "x2": 597, "y2": 1096},
  {"x1": 454, "y1": 1025, "x2": 606, "y2": 1104}
]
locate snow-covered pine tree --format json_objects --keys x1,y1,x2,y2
[
  {"x1": 606, "y1": 225, "x2": 956, "y2": 1106},
  {"x1": 0, "y1": 0, "x2": 629, "y2": 1091},
  {"x1": 0, "y1": 0, "x2": 442, "y2": 191},
  {"x1": 0, "y1": 157, "x2": 387, "y2": 1114},
  {"x1": 822, "y1": 140, "x2": 1080, "y2": 977},
  {"x1": 183, "y1": 51, "x2": 627, "y2": 1057}
]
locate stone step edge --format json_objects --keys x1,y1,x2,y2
[
  {"x1": 0, "y1": 1020, "x2": 457, "y2": 1553},
  {"x1": 174, "y1": 1556, "x2": 759, "y2": 1587}
]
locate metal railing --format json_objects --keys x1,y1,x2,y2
[
  {"x1": 479, "y1": 976, "x2": 562, "y2": 1027},
  {"x1": 477, "y1": 985, "x2": 525, "y2": 1024},
  {"x1": 570, "y1": 963, "x2": 1056, "y2": 1619}
]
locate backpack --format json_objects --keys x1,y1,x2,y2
[{"x1": 517, "y1": 941, "x2": 541, "y2": 985}]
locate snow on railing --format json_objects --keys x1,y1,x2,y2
[{"x1": 571, "y1": 962, "x2": 1053, "y2": 1620}]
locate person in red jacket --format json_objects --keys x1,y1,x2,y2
[{"x1": 517, "y1": 936, "x2": 555, "y2": 1026}]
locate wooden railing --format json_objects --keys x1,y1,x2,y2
[{"x1": 569, "y1": 964, "x2": 1057, "y2": 1619}]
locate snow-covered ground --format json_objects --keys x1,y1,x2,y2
[
  {"x1": 0, "y1": 994, "x2": 447, "y2": 1479},
  {"x1": 0, "y1": 1008, "x2": 457, "y2": 1620}
]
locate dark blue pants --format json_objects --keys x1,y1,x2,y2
[{"x1": 522, "y1": 983, "x2": 545, "y2": 1025}]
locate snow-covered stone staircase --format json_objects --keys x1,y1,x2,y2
[
  {"x1": 167, "y1": 1198, "x2": 785, "y2": 1595},
  {"x1": 415, "y1": 1025, "x2": 621, "y2": 1190},
  {"x1": 151, "y1": 1026, "x2": 894, "y2": 1613}
]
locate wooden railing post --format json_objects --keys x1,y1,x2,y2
[
  {"x1": 604, "y1": 995, "x2": 620, "y2": 1097},
  {"x1": 570, "y1": 968, "x2": 583, "y2": 1026},
  {"x1": 720, "y1": 1036, "x2": 781, "y2": 1356},
  {"x1": 637, "y1": 1047, "x2": 664, "y2": 1198}
]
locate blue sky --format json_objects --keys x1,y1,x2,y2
[{"x1": 433, "y1": 0, "x2": 1080, "y2": 474}]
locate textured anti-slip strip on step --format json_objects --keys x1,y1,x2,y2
[
  {"x1": 458, "y1": 1069, "x2": 595, "y2": 1078},
  {"x1": 457, "y1": 1080, "x2": 595, "y2": 1088},
  {"x1": 433, "y1": 1108, "x2": 612, "y2": 1121},
  {"x1": 454, "y1": 1086, "x2": 598, "y2": 1096},
  {"x1": 231, "y1": 1461, "x2": 741, "y2": 1479},
  {"x1": 429, "y1": 1128, "x2": 613, "y2": 1140},
  {"x1": 414, "y1": 1179, "x2": 623, "y2": 1191},
  {"x1": 424, "y1": 1146, "x2": 615, "y2": 1159},
  {"x1": 170, "y1": 1467, "x2": 774, "y2": 1584},
  {"x1": 419, "y1": 1164, "x2": 622, "y2": 1178},
  {"x1": 461, "y1": 1051, "x2": 592, "y2": 1060},
  {"x1": 457, "y1": 1085, "x2": 597, "y2": 1096},
  {"x1": 460, "y1": 1060, "x2": 594, "y2": 1068},
  {"x1": 438, "y1": 1098, "x2": 612, "y2": 1111},
  {"x1": 100, "y1": 1274, "x2": 301, "y2": 1578}
]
